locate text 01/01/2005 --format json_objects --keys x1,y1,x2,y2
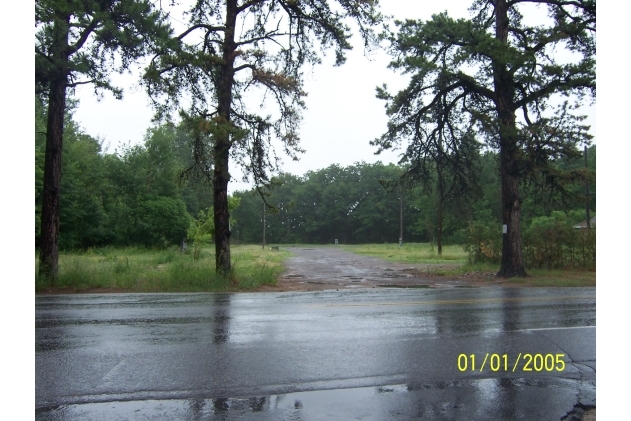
[{"x1": 457, "y1": 353, "x2": 566, "y2": 372}]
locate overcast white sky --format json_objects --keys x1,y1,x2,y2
[{"x1": 70, "y1": 0, "x2": 597, "y2": 193}]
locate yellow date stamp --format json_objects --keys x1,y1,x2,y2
[{"x1": 457, "y1": 353, "x2": 566, "y2": 372}]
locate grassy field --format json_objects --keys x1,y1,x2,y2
[
  {"x1": 35, "y1": 245, "x2": 290, "y2": 293},
  {"x1": 342, "y1": 243, "x2": 468, "y2": 264},
  {"x1": 36, "y1": 242, "x2": 595, "y2": 292},
  {"x1": 341, "y1": 243, "x2": 595, "y2": 287}
]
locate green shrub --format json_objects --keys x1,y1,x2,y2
[
  {"x1": 462, "y1": 210, "x2": 595, "y2": 270},
  {"x1": 463, "y1": 219, "x2": 502, "y2": 264},
  {"x1": 523, "y1": 211, "x2": 595, "y2": 269},
  {"x1": 126, "y1": 196, "x2": 191, "y2": 247}
]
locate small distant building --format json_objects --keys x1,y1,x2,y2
[{"x1": 573, "y1": 215, "x2": 596, "y2": 229}]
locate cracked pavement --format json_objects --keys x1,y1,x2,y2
[{"x1": 272, "y1": 246, "x2": 485, "y2": 291}]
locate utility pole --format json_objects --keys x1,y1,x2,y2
[
  {"x1": 262, "y1": 202, "x2": 266, "y2": 249},
  {"x1": 585, "y1": 145, "x2": 591, "y2": 229},
  {"x1": 399, "y1": 195, "x2": 403, "y2": 247}
]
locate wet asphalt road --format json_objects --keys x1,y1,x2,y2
[{"x1": 36, "y1": 288, "x2": 595, "y2": 420}]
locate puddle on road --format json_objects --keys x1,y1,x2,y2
[
  {"x1": 35, "y1": 385, "x2": 409, "y2": 420},
  {"x1": 36, "y1": 378, "x2": 590, "y2": 420}
]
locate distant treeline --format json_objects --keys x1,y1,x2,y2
[{"x1": 231, "y1": 151, "x2": 595, "y2": 250}]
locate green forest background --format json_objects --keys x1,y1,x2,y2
[{"x1": 35, "y1": 97, "x2": 595, "y2": 271}]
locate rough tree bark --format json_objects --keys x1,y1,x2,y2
[{"x1": 436, "y1": 132, "x2": 444, "y2": 257}]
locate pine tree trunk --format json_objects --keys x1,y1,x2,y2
[
  {"x1": 494, "y1": 0, "x2": 527, "y2": 277},
  {"x1": 436, "y1": 134, "x2": 444, "y2": 257},
  {"x1": 399, "y1": 195, "x2": 403, "y2": 247},
  {"x1": 497, "y1": 143, "x2": 527, "y2": 277},
  {"x1": 38, "y1": 15, "x2": 70, "y2": 284},
  {"x1": 213, "y1": 0, "x2": 237, "y2": 277},
  {"x1": 437, "y1": 189, "x2": 443, "y2": 257},
  {"x1": 213, "y1": 139, "x2": 232, "y2": 276}
]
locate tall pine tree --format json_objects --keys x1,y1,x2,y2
[
  {"x1": 373, "y1": 0, "x2": 595, "y2": 277},
  {"x1": 144, "y1": 0, "x2": 382, "y2": 276}
]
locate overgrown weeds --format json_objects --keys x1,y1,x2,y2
[{"x1": 35, "y1": 245, "x2": 290, "y2": 293}]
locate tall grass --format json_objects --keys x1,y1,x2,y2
[{"x1": 35, "y1": 245, "x2": 290, "y2": 293}]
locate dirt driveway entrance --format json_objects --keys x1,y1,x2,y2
[{"x1": 257, "y1": 246, "x2": 498, "y2": 292}]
